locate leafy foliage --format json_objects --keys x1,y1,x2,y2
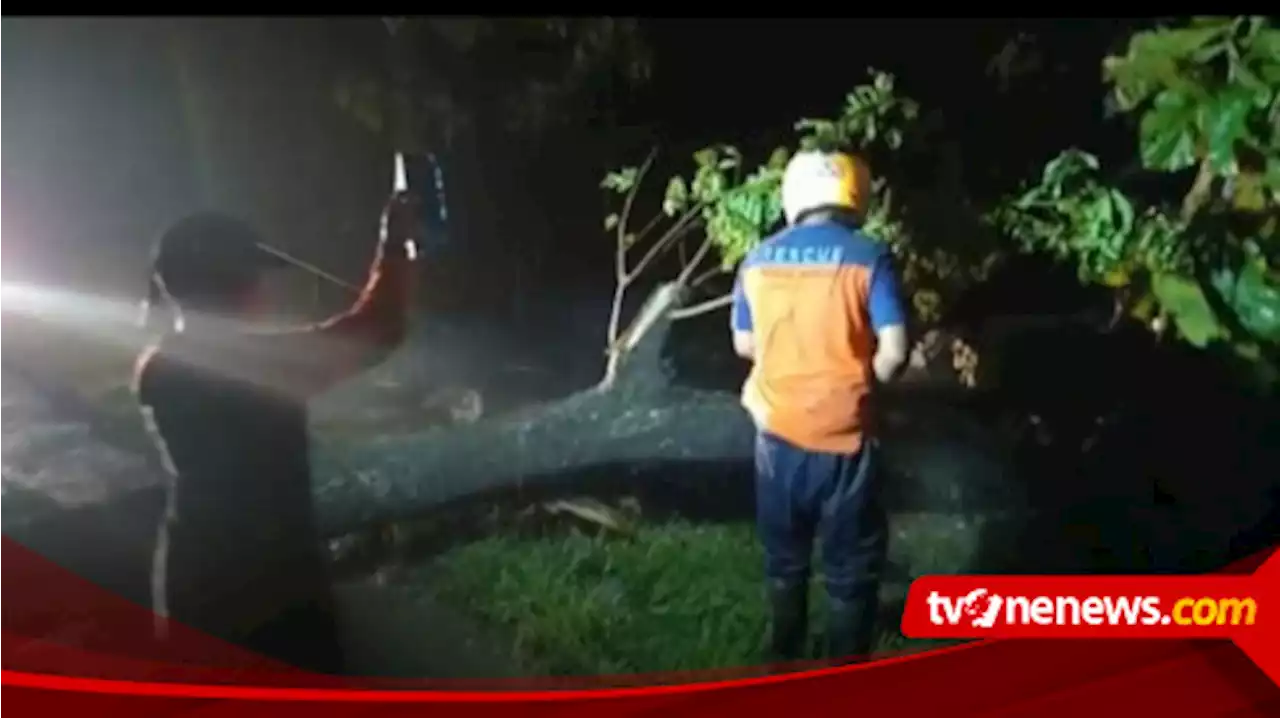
[
  {"x1": 1105, "y1": 16, "x2": 1279, "y2": 175},
  {"x1": 993, "y1": 16, "x2": 1280, "y2": 381},
  {"x1": 601, "y1": 70, "x2": 996, "y2": 324},
  {"x1": 602, "y1": 145, "x2": 786, "y2": 271}
]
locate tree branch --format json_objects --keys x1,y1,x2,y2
[
  {"x1": 630, "y1": 212, "x2": 668, "y2": 254},
  {"x1": 625, "y1": 204, "x2": 704, "y2": 282},
  {"x1": 689, "y1": 264, "x2": 725, "y2": 289},
  {"x1": 1181, "y1": 159, "x2": 1216, "y2": 223},
  {"x1": 670, "y1": 292, "x2": 733, "y2": 320},
  {"x1": 616, "y1": 146, "x2": 660, "y2": 277},
  {"x1": 607, "y1": 147, "x2": 659, "y2": 347},
  {"x1": 675, "y1": 234, "x2": 716, "y2": 287}
]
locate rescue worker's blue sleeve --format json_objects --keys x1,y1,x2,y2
[
  {"x1": 868, "y1": 252, "x2": 907, "y2": 331},
  {"x1": 731, "y1": 268, "x2": 753, "y2": 332}
]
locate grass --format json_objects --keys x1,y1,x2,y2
[
  {"x1": 84, "y1": 377, "x2": 981, "y2": 678},
  {"x1": 413, "y1": 518, "x2": 946, "y2": 677}
]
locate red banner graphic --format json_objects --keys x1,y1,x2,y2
[
  {"x1": 902, "y1": 549, "x2": 1280, "y2": 683},
  {"x1": 3, "y1": 536, "x2": 1279, "y2": 715}
]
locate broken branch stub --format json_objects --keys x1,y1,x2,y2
[{"x1": 601, "y1": 282, "x2": 685, "y2": 396}]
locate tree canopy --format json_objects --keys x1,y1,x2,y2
[
  {"x1": 995, "y1": 16, "x2": 1279, "y2": 377},
  {"x1": 600, "y1": 16, "x2": 1280, "y2": 388}
]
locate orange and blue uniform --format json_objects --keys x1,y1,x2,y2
[
  {"x1": 732, "y1": 217, "x2": 906, "y2": 661},
  {"x1": 732, "y1": 219, "x2": 906, "y2": 452}
]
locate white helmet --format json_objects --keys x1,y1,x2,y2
[{"x1": 781, "y1": 149, "x2": 873, "y2": 225}]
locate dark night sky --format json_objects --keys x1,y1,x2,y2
[
  {"x1": 2, "y1": 18, "x2": 382, "y2": 296},
  {"x1": 1, "y1": 17, "x2": 1141, "y2": 306},
  {"x1": 645, "y1": 19, "x2": 1132, "y2": 143}
]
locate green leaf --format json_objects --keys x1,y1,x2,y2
[
  {"x1": 1143, "y1": 25, "x2": 1229, "y2": 58},
  {"x1": 1198, "y1": 87, "x2": 1253, "y2": 171},
  {"x1": 663, "y1": 177, "x2": 689, "y2": 217},
  {"x1": 794, "y1": 118, "x2": 827, "y2": 132},
  {"x1": 1041, "y1": 149, "x2": 1098, "y2": 188},
  {"x1": 693, "y1": 147, "x2": 718, "y2": 167},
  {"x1": 1109, "y1": 27, "x2": 1224, "y2": 105},
  {"x1": 767, "y1": 147, "x2": 790, "y2": 171},
  {"x1": 1191, "y1": 16, "x2": 1235, "y2": 28},
  {"x1": 1266, "y1": 156, "x2": 1280, "y2": 191},
  {"x1": 691, "y1": 166, "x2": 726, "y2": 201},
  {"x1": 1139, "y1": 90, "x2": 1199, "y2": 171},
  {"x1": 795, "y1": 118, "x2": 844, "y2": 150},
  {"x1": 1230, "y1": 61, "x2": 1273, "y2": 107},
  {"x1": 1249, "y1": 30, "x2": 1280, "y2": 82},
  {"x1": 1214, "y1": 260, "x2": 1280, "y2": 343},
  {"x1": 601, "y1": 167, "x2": 638, "y2": 193},
  {"x1": 1109, "y1": 189, "x2": 1136, "y2": 237},
  {"x1": 1151, "y1": 272, "x2": 1225, "y2": 347}
]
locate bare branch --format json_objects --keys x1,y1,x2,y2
[
  {"x1": 630, "y1": 211, "x2": 668, "y2": 252},
  {"x1": 616, "y1": 147, "x2": 660, "y2": 279},
  {"x1": 626, "y1": 204, "x2": 704, "y2": 281},
  {"x1": 675, "y1": 234, "x2": 716, "y2": 287},
  {"x1": 670, "y1": 292, "x2": 733, "y2": 320},
  {"x1": 608, "y1": 147, "x2": 659, "y2": 347},
  {"x1": 606, "y1": 283, "x2": 627, "y2": 348},
  {"x1": 1180, "y1": 158, "x2": 1216, "y2": 223},
  {"x1": 689, "y1": 264, "x2": 725, "y2": 289}
]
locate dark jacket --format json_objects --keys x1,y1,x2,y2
[{"x1": 135, "y1": 199, "x2": 413, "y2": 673}]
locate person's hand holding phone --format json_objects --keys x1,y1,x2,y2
[{"x1": 381, "y1": 153, "x2": 423, "y2": 261}]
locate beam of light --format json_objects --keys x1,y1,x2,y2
[
  {"x1": 0, "y1": 281, "x2": 388, "y2": 401},
  {"x1": 2, "y1": 282, "x2": 146, "y2": 333}
]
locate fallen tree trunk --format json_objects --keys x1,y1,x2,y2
[
  {"x1": 3, "y1": 284, "x2": 1033, "y2": 607},
  {"x1": 312, "y1": 383, "x2": 1025, "y2": 535},
  {"x1": 311, "y1": 284, "x2": 1031, "y2": 585}
]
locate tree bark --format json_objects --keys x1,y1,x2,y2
[
  {"x1": 312, "y1": 381, "x2": 1030, "y2": 526},
  {"x1": 2, "y1": 285, "x2": 1033, "y2": 611},
  {"x1": 311, "y1": 284, "x2": 1027, "y2": 542},
  {"x1": 3, "y1": 289, "x2": 1026, "y2": 543}
]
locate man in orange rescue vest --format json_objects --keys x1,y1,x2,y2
[{"x1": 731, "y1": 149, "x2": 909, "y2": 663}]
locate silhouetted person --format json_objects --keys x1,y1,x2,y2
[
  {"x1": 134, "y1": 190, "x2": 418, "y2": 673},
  {"x1": 730, "y1": 150, "x2": 909, "y2": 664}
]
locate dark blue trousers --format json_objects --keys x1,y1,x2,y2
[{"x1": 754, "y1": 431, "x2": 887, "y2": 602}]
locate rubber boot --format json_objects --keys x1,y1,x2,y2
[
  {"x1": 826, "y1": 592, "x2": 878, "y2": 664},
  {"x1": 764, "y1": 579, "x2": 809, "y2": 664}
]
